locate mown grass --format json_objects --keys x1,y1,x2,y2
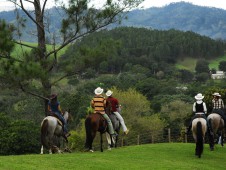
[
  {"x1": 11, "y1": 42, "x2": 68, "y2": 58},
  {"x1": 176, "y1": 55, "x2": 226, "y2": 71},
  {"x1": 0, "y1": 143, "x2": 225, "y2": 170}
]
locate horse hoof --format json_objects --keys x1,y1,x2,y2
[
  {"x1": 89, "y1": 150, "x2": 94, "y2": 153},
  {"x1": 108, "y1": 147, "x2": 112, "y2": 151}
]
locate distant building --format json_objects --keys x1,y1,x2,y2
[{"x1": 211, "y1": 71, "x2": 225, "y2": 79}]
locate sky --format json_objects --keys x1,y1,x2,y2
[{"x1": 0, "y1": 0, "x2": 226, "y2": 12}]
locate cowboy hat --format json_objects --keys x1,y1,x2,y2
[
  {"x1": 212, "y1": 92, "x2": 221, "y2": 97},
  {"x1": 50, "y1": 94, "x2": 57, "y2": 100},
  {"x1": 195, "y1": 93, "x2": 204, "y2": 100},
  {"x1": 94, "y1": 87, "x2": 103, "y2": 95},
  {"x1": 106, "y1": 90, "x2": 113, "y2": 97}
]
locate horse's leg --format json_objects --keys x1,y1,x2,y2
[
  {"x1": 40, "y1": 145, "x2": 44, "y2": 154},
  {"x1": 221, "y1": 130, "x2": 224, "y2": 147},
  {"x1": 106, "y1": 133, "x2": 112, "y2": 150},
  {"x1": 100, "y1": 133, "x2": 103, "y2": 152}
]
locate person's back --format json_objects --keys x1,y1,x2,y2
[
  {"x1": 91, "y1": 87, "x2": 117, "y2": 136},
  {"x1": 106, "y1": 90, "x2": 129, "y2": 135},
  {"x1": 212, "y1": 92, "x2": 226, "y2": 128},
  {"x1": 187, "y1": 93, "x2": 211, "y2": 134},
  {"x1": 48, "y1": 94, "x2": 71, "y2": 139}
]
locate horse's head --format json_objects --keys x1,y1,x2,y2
[{"x1": 63, "y1": 110, "x2": 73, "y2": 123}]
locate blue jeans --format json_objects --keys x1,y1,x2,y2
[{"x1": 54, "y1": 111, "x2": 68, "y2": 133}]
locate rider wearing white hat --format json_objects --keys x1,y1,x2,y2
[
  {"x1": 106, "y1": 90, "x2": 129, "y2": 135},
  {"x1": 91, "y1": 87, "x2": 117, "y2": 136},
  {"x1": 186, "y1": 93, "x2": 212, "y2": 135},
  {"x1": 212, "y1": 92, "x2": 226, "y2": 126}
]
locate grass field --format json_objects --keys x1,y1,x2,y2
[
  {"x1": 0, "y1": 143, "x2": 225, "y2": 170},
  {"x1": 176, "y1": 55, "x2": 226, "y2": 71}
]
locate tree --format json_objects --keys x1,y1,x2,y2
[
  {"x1": 219, "y1": 61, "x2": 226, "y2": 72},
  {"x1": 195, "y1": 59, "x2": 209, "y2": 74},
  {"x1": 0, "y1": 0, "x2": 144, "y2": 115}
]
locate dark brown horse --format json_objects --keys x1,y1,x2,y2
[{"x1": 84, "y1": 111, "x2": 116, "y2": 152}]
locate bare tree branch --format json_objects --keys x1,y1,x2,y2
[
  {"x1": 13, "y1": 41, "x2": 37, "y2": 49},
  {"x1": 20, "y1": 83, "x2": 50, "y2": 101}
]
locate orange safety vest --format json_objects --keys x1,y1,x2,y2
[{"x1": 91, "y1": 95, "x2": 106, "y2": 114}]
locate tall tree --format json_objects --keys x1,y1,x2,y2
[{"x1": 0, "y1": 0, "x2": 144, "y2": 115}]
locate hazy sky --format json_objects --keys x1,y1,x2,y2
[{"x1": 0, "y1": 0, "x2": 226, "y2": 11}]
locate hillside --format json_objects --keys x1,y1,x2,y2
[
  {"x1": 123, "y1": 2, "x2": 226, "y2": 40},
  {"x1": 1, "y1": 2, "x2": 226, "y2": 42}
]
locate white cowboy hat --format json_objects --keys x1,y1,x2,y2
[
  {"x1": 94, "y1": 87, "x2": 103, "y2": 95},
  {"x1": 106, "y1": 90, "x2": 113, "y2": 97},
  {"x1": 195, "y1": 93, "x2": 204, "y2": 100},
  {"x1": 212, "y1": 92, "x2": 221, "y2": 97}
]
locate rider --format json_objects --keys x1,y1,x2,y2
[
  {"x1": 91, "y1": 87, "x2": 117, "y2": 137},
  {"x1": 48, "y1": 94, "x2": 71, "y2": 139},
  {"x1": 212, "y1": 92, "x2": 226, "y2": 126},
  {"x1": 186, "y1": 93, "x2": 212, "y2": 135},
  {"x1": 106, "y1": 90, "x2": 129, "y2": 135}
]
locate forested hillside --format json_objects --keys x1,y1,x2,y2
[{"x1": 62, "y1": 27, "x2": 226, "y2": 75}]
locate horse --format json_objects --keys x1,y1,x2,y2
[
  {"x1": 40, "y1": 111, "x2": 71, "y2": 154},
  {"x1": 192, "y1": 117, "x2": 207, "y2": 158},
  {"x1": 207, "y1": 113, "x2": 225, "y2": 150},
  {"x1": 84, "y1": 112, "x2": 115, "y2": 152}
]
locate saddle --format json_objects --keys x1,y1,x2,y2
[{"x1": 48, "y1": 112, "x2": 63, "y2": 126}]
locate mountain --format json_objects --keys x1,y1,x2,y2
[
  {"x1": 1, "y1": 2, "x2": 226, "y2": 42},
  {"x1": 122, "y1": 2, "x2": 226, "y2": 40}
]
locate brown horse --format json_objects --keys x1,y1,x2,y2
[
  {"x1": 84, "y1": 112, "x2": 115, "y2": 152},
  {"x1": 192, "y1": 118, "x2": 207, "y2": 158},
  {"x1": 207, "y1": 113, "x2": 224, "y2": 150}
]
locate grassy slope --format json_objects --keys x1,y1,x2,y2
[
  {"x1": 0, "y1": 143, "x2": 225, "y2": 170},
  {"x1": 176, "y1": 55, "x2": 226, "y2": 72},
  {"x1": 11, "y1": 42, "x2": 67, "y2": 58}
]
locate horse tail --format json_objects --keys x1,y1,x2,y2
[
  {"x1": 85, "y1": 116, "x2": 93, "y2": 150},
  {"x1": 41, "y1": 119, "x2": 49, "y2": 149},
  {"x1": 196, "y1": 121, "x2": 204, "y2": 157}
]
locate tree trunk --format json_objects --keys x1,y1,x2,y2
[{"x1": 34, "y1": 1, "x2": 51, "y2": 116}]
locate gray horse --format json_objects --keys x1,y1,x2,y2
[
  {"x1": 40, "y1": 111, "x2": 70, "y2": 154},
  {"x1": 207, "y1": 113, "x2": 225, "y2": 151}
]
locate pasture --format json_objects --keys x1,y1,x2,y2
[{"x1": 0, "y1": 143, "x2": 225, "y2": 170}]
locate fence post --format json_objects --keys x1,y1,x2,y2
[
  {"x1": 151, "y1": 134, "x2": 154, "y2": 143},
  {"x1": 121, "y1": 138, "x2": 124, "y2": 147},
  {"x1": 137, "y1": 135, "x2": 140, "y2": 145},
  {"x1": 185, "y1": 127, "x2": 187, "y2": 143},
  {"x1": 168, "y1": 128, "x2": 171, "y2": 143}
]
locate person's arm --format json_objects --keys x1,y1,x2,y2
[
  {"x1": 221, "y1": 99, "x2": 224, "y2": 108},
  {"x1": 91, "y1": 99, "x2": 94, "y2": 108},
  {"x1": 58, "y1": 105, "x2": 63, "y2": 115},
  {"x1": 192, "y1": 103, "x2": 196, "y2": 113},
  {"x1": 48, "y1": 103, "x2": 52, "y2": 112},
  {"x1": 203, "y1": 102, "x2": 207, "y2": 114}
]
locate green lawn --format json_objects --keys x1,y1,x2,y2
[
  {"x1": 176, "y1": 55, "x2": 226, "y2": 71},
  {"x1": 0, "y1": 143, "x2": 225, "y2": 170}
]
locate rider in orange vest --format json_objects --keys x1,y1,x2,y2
[{"x1": 91, "y1": 87, "x2": 117, "y2": 137}]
